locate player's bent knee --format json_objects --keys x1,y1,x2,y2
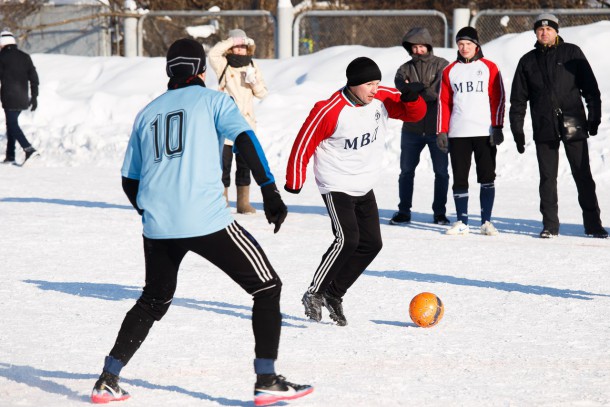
[{"x1": 136, "y1": 292, "x2": 173, "y2": 321}]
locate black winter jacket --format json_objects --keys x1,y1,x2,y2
[
  {"x1": 395, "y1": 28, "x2": 449, "y2": 135},
  {"x1": 509, "y1": 37, "x2": 601, "y2": 144},
  {"x1": 0, "y1": 44, "x2": 39, "y2": 110}
]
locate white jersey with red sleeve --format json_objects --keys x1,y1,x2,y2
[
  {"x1": 285, "y1": 86, "x2": 426, "y2": 196},
  {"x1": 437, "y1": 58, "x2": 505, "y2": 138}
]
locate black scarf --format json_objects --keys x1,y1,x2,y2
[
  {"x1": 226, "y1": 54, "x2": 252, "y2": 68},
  {"x1": 167, "y1": 75, "x2": 206, "y2": 90}
]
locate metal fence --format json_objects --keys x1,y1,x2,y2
[
  {"x1": 135, "y1": 10, "x2": 276, "y2": 58},
  {"x1": 293, "y1": 10, "x2": 448, "y2": 56},
  {"x1": 2, "y1": 4, "x2": 111, "y2": 56},
  {"x1": 471, "y1": 9, "x2": 610, "y2": 45}
]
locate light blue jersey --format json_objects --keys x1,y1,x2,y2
[{"x1": 122, "y1": 85, "x2": 251, "y2": 238}]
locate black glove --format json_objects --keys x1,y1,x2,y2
[
  {"x1": 490, "y1": 127, "x2": 504, "y2": 146},
  {"x1": 436, "y1": 132, "x2": 448, "y2": 153},
  {"x1": 29, "y1": 97, "x2": 37, "y2": 112},
  {"x1": 261, "y1": 183, "x2": 287, "y2": 233},
  {"x1": 516, "y1": 143, "x2": 525, "y2": 154},
  {"x1": 588, "y1": 120, "x2": 599, "y2": 136},
  {"x1": 400, "y1": 82, "x2": 425, "y2": 102}
]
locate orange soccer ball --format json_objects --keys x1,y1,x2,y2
[{"x1": 409, "y1": 292, "x2": 444, "y2": 328}]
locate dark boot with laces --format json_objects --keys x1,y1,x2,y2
[
  {"x1": 90, "y1": 371, "x2": 131, "y2": 404},
  {"x1": 302, "y1": 291, "x2": 324, "y2": 322},
  {"x1": 323, "y1": 293, "x2": 347, "y2": 326},
  {"x1": 254, "y1": 374, "x2": 313, "y2": 406}
]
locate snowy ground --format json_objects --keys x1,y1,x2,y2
[{"x1": 1, "y1": 22, "x2": 609, "y2": 407}]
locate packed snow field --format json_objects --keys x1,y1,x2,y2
[{"x1": 1, "y1": 22, "x2": 609, "y2": 406}]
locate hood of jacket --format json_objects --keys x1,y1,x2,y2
[{"x1": 402, "y1": 27, "x2": 434, "y2": 55}]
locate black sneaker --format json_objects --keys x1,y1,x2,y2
[
  {"x1": 90, "y1": 371, "x2": 131, "y2": 404},
  {"x1": 1, "y1": 157, "x2": 15, "y2": 164},
  {"x1": 540, "y1": 229, "x2": 558, "y2": 239},
  {"x1": 585, "y1": 227, "x2": 609, "y2": 239},
  {"x1": 323, "y1": 293, "x2": 347, "y2": 326},
  {"x1": 254, "y1": 374, "x2": 313, "y2": 406},
  {"x1": 433, "y1": 214, "x2": 450, "y2": 225},
  {"x1": 302, "y1": 291, "x2": 324, "y2": 322},
  {"x1": 389, "y1": 211, "x2": 411, "y2": 225},
  {"x1": 23, "y1": 147, "x2": 39, "y2": 163}
]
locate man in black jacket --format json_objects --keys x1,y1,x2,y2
[
  {"x1": 390, "y1": 27, "x2": 450, "y2": 226},
  {"x1": 0, "y1": 31, "x2": 39, "y2": 164},
  {"x1": 509, "y1": 14, "x2": 607, "y2": 239}
]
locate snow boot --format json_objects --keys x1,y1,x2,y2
[{"x1": 236, "y1": 185, "x2": 256, "y2": 214}]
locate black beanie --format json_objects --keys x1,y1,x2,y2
[
  {"x1": 455, "y1": 26, "x2": 480, "y2": 47},
  {"x1": 346, "y1": 57, "x2": 382, "y2": 87},
  {"x1": 166, "y1": 38, "x2": 207, "y2": 78}
]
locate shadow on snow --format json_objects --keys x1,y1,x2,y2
[
  {"x1": 363, "y1": 269, "x2": 610, "y2": 300},
  {"x1": 0, "y1": 363, "x2": 251, "y2": 405},
  {"x1": 23, "y1": 280, "x2": 307, "y2": 328}
]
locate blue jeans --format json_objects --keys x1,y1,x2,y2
[
  {"x1": 4, "y1": 110, "x2": 31, "y2": 160},
  {"x1": 397, "y1": 130, "x2": 449, "y2": 216}
]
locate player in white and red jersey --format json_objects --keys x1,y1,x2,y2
[
  {"x1": 284, "y1": 57, "x2": 426, "y2": 326},
  {"x1": 436, "y1": 26, "x2": 505, "y2": 236}
]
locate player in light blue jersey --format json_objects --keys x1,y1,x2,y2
[{"x1": 91, "y1": 39, "x2": 313, "y2": 407}]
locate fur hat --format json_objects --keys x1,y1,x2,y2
[
  {"x1": 166, "y1": 38, "x2": 206, "y2": 78},
  {"x1": 456, "y1": 26, "x2": 480, "y2": 47},
  {"x1": 0, "y1": 31, "x2": 16, "y2": 47},
  {"x1": 346, "y1": 57, "x2": 382, "y2": 87},
  {"x1": 534, "y1": 13, "x2": 559, "y2": 32}
]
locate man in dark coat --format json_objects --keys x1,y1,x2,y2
[
  {"x1": 509, "y1": 14, "x2": 607, "y2": 239},
  {"x1": 390, "y1": 27, "x2": 450, "y2": 226},
  {"x1": 0, "y1": 31, "x2": 39, "y2": 164}
]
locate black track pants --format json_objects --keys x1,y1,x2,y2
[
  {"x1": 109, "y1": 221, "x2": 282, "y2": 365},
  {"x1": 308, "y1": 190, "x2": 383, "y2": 298}
]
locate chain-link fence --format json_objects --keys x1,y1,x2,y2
[
  {"x1": 136, "y1": 10, "x2": 276, "y2": 58},
  {"x1": 1, "y1": 4, "x2": 111, "y2": 56},
  {"x1": 293, "y1": 10, "x2": 448, "y2": 56},
  {"x1": 471, "y1": 9, "x2": 610, "y2": 44}
]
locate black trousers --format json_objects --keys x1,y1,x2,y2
[
  {"x1": 535, "y1": 139, "x2": 602, "y2": 232},
  {"x1": 109, "y1": 222, "x2": 282, "y2": 365},
  {"x1": 222, "y1": 144, "x2": 251, "y2": 187},
  {"x1": 309, "y1": 190, "x2": 383, "y2": 298},
  {"x1": 4, "y1": 110, "x2": 31, "y2": 160},
  {"x1": 449, "y1": 137, "x2": 496, "y2": 191}
]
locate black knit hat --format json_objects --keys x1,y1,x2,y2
[
  {"x1": 455, "y1": 26, "x2": 480, "y2": 47},
  {"x1": 166, "y1": 38, "x2": 207, "y2": 78},
  {"x1": 534, "y1": 13, "x2": 559, "y2": 32},
  {"x1": 346, "y1": 57, "x2": 382, "y2": 87}
]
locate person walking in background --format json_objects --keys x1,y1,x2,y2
[
  {"x1": 209, "y1": 28, "x2": 268, "y2": 214},
  {"x1": 437, "y1": 26, "x2": 505, "y2": 236},
  {"x1": 285, "y1": 57, "x2": 426, "y2": 326},
  {"x1": 509, "y1": 13, "x2": 608, "y2": 239},
  {"x1": 90, "y1": 38, "x2": 312, "y2": 407},
  {"x1": 0, "y1": 30, "x2": 39, "y2": 165},
  {"x1": 390, "y1": 27, "x2": 450, "y2": 226}
]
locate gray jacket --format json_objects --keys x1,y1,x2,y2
[{"x1": 395, "y1": 27, "x2": 448, "y2": 135}]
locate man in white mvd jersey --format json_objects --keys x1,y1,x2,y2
[
  {"x1": 437, "y1": 27, "x2": 505, "y2": 236},
  {"x1": 90, "y1": 39, "x2": 312, "y2": 407},
  {"x1": 285, "y1": 57, "x2": 426, "y2": 326}
]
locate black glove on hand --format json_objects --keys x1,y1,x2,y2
[
  {"x1": 400, "y1": 82, "x2": 425, "y2": 102},
  {"x1": 29, "y1": 97, "x2": 37, "y2": 112},
  {"x1": 516, "y1": 143, "x2": 525, "y2": 154},
  {"x1": 490, "y1": 127, "x2": 504, "y2": 146},
  {"x1": 436, "y1": 133, "x2": 449, "y2": 153},
  {"x1": 261, "y1": 183, "x2": 288, "y2": 233},
  {"x1": 588, "y1": 120, "x2": 599, "y2": 136}
]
